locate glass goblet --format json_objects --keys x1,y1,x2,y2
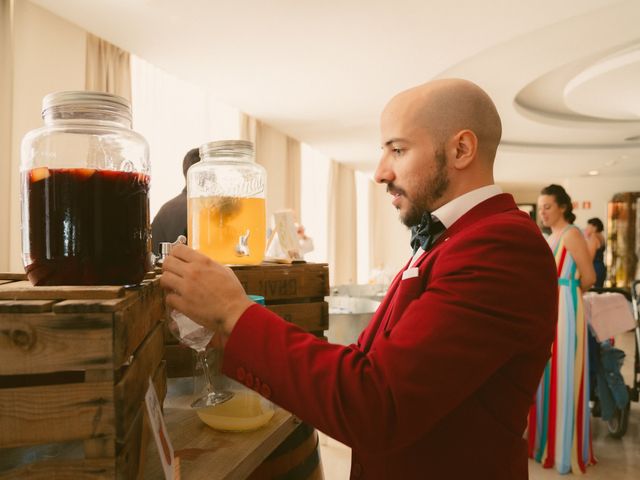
[{"x1": 167, "y1": 309, "x2": 233, "y2": 408}]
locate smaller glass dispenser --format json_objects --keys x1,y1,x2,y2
[{"x1": 187, "y1": 140, "x2": 266, "y2": 265}]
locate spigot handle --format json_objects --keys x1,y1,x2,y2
[{"x1": 153, "y1": 235, "x2": 187, "y2": 267}]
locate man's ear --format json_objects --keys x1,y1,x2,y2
[{"x1": 451, "y1": 130, "x2": 477, "y2": 170}]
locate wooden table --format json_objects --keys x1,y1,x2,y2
[{"x1": 143, "y1": 379, "x2": 299, "y2": 480}]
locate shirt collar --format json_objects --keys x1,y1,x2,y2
[{"x1": 432, "y1": 184, "x2": 502, "y2": 229}]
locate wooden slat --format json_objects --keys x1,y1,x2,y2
[
  {"x1": 114, "y1": 323, "x2": 165, "y2": 441},
  {"x1": 0, "y1": 381, "x2": 115, "y2": 448},
  {"x1": 153, "y1": 360, "x2": 168, "y2": 408},
  {"x1": 51, "y1": 280, "x2": 159, "y2": 314},
  {"x1": 0, "y1": 273, "x2": 27, "y2": 281},
  {"x1": 85, "y1": 370, "x2": 114, "y2": 382},
  {"x1": 84, "y1": 437, "x2": 115, "y2": 459},
  {"x1": 232, "y1": 263, "x2": 329, "y2": 302},
  {"x1": 116, "y1": 360, "x2": 167, "y2": 480},
  {"x1": 0, "y1": 313, "x2": 113, "y2": 375},
  {"x1": 113, "y1": 279, "x2": 164, "y2": 368},
  {"x1": 163, "y1": 320, "x2": 179, "y2": 345},
  {"x1": 0, "y1": 364, "x2": 168, "y2": 477},
  {"x1": 0, "y1": 458, "x2": 115, "y2": 480},
  {"x1": 0, "y1": 282, "x2": 125, "y2": 300},
  {"x1": 116, "y1": 405, "x2": 147, "y2": 480},
  {"x1": 52, "y1": 293, "x2": 138, "y2": 314},
  {"x1": 0, "y1": 300, "x2": 56, "y2": 313},
  {"x1": 267, "y1": 302, "x2": 328, "y2": 332}
]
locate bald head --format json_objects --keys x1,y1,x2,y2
[{"x1": 385, "y1": 79, "x2": 502, "y2": 162}]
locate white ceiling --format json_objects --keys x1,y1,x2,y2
[{"x1": 32, "y1": 0, "x2": 640, "y2": 185}]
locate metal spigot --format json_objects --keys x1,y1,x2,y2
[
  {"x1": 153, "y1": 235, "x2": 187, "y2": 267},
  {"x1": 235, "y1": 229, "x2": 250, "y2": 257}
]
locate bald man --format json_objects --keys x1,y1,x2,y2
[{"x1": 161, "y1": 79, "x2": 558, "y2": 479}]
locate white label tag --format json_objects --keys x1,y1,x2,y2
[
  {"x1": 402, "y1": 267, "x2": 419, "y2": 280},
  {"x1": 145, "y1": 378, "x2": 177, "y2": 480}
]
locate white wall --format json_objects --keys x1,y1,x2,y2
[
  {"x1": 499, "y1": 182, "x2": 545, "y2": 205},
  {"x1": 5, "y1": 0, "x2": 85, "y2": 271}
]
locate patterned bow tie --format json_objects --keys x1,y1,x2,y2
[{"x1": 410, "y1": 212, "x2": 445, "y2": 254}]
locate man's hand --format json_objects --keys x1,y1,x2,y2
[{"x1": 160, "y1": 245, "x2": 252, "y2": 335}]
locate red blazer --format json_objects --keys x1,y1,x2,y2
[{"x1": 223, "y1": 193, "x2": 558, "y2": 479}]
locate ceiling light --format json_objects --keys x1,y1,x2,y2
[{"x1": 588, "y1": 170, "x2": 599, "y2": 176}]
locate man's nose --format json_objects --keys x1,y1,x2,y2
[{"x1": 374, "y1": 155, "x2": 393, "y2": 184}]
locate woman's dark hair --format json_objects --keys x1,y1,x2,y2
[
  {"x1": 587, "y1": 217, "x2": 604, "y2": 232},
  {"x1": 540, "y1": 184, "x2": 576, "y2": 224}
]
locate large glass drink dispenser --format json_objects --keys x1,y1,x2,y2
[
  {"x1": 187, "y1": 140, "x2": 266, "y2": 265},
  {"x1": 20, "y1": 91, "x2": 151, "y2": 286}
]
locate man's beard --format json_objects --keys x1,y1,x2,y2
[{"x1": 400, "y1": 149, "x2": 449, "y2": 227}]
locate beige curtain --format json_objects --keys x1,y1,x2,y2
[
  {"x1": 240, "y1": 113, "x2": 301, "y2": 223},
  {"x1": 285, "y1": 137, "x2": 301, "y2": 218},
  {"x1": 239, "y1": 113, "x2": 258, "y2": 145},
  {"x1": 0, "y1": 0, "x2": 14, "y2": 270},
  {"x1": 328, "y1": 160, "x2": 357, "y2": 285},
  {"x1": 85, "y1": 33, "x2": 131, "y2": 100}
]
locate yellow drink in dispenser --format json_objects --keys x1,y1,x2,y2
[{"x1": 188, "y1": 196, "x2": 266, "y2": 265}]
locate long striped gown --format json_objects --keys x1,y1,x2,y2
[{"x1": 528, "y1": 225, "x2": 595, "y2": 474}]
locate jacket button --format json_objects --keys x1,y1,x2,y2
[
  {"x1": 244, "y1": 373, "x2": 254, "y2": 388},
  {"x1": 261, "y1": 383, "x2": 272, "y2": 399},
  {"x1": 352, "y1": 462, "x2": 362, "y2": 477},
  {"x1": 236, "y1": 367, "x2": 246, "y2": 381}
]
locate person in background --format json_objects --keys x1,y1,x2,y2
[
  {"x1": 585, "y1": 217, "x2": 606, "y2": 288},
  {"x1": 583, "y1": 216, "x2": 607, "y2": 420},
  {"x1": 529, "y1": 184, "x2": 596, "y2": 474},
  {"x1": 151, "y1": 148, "x2": 201, "y2": 253},
  {"x1": 160, "y1": 78, "x2": 558, "y2": 479}
]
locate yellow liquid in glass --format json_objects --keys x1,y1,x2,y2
[
  {"x1": 188, "y1": 196, "x2": 265, "y2": 265},
  {"x1": 196, "y1": 390, "x2": 275, "y2": 432}
]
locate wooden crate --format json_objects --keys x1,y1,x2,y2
[
  {"x1": 0, "y1": 273, "x2": 166, "y2": 479},
  {"x1": 165, "y1": 262, "x2": 329, "y2": 378}
]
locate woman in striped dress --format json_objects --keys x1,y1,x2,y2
[{"x1": 529, "y1": 184, "x2": 596, "y2": 474}]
